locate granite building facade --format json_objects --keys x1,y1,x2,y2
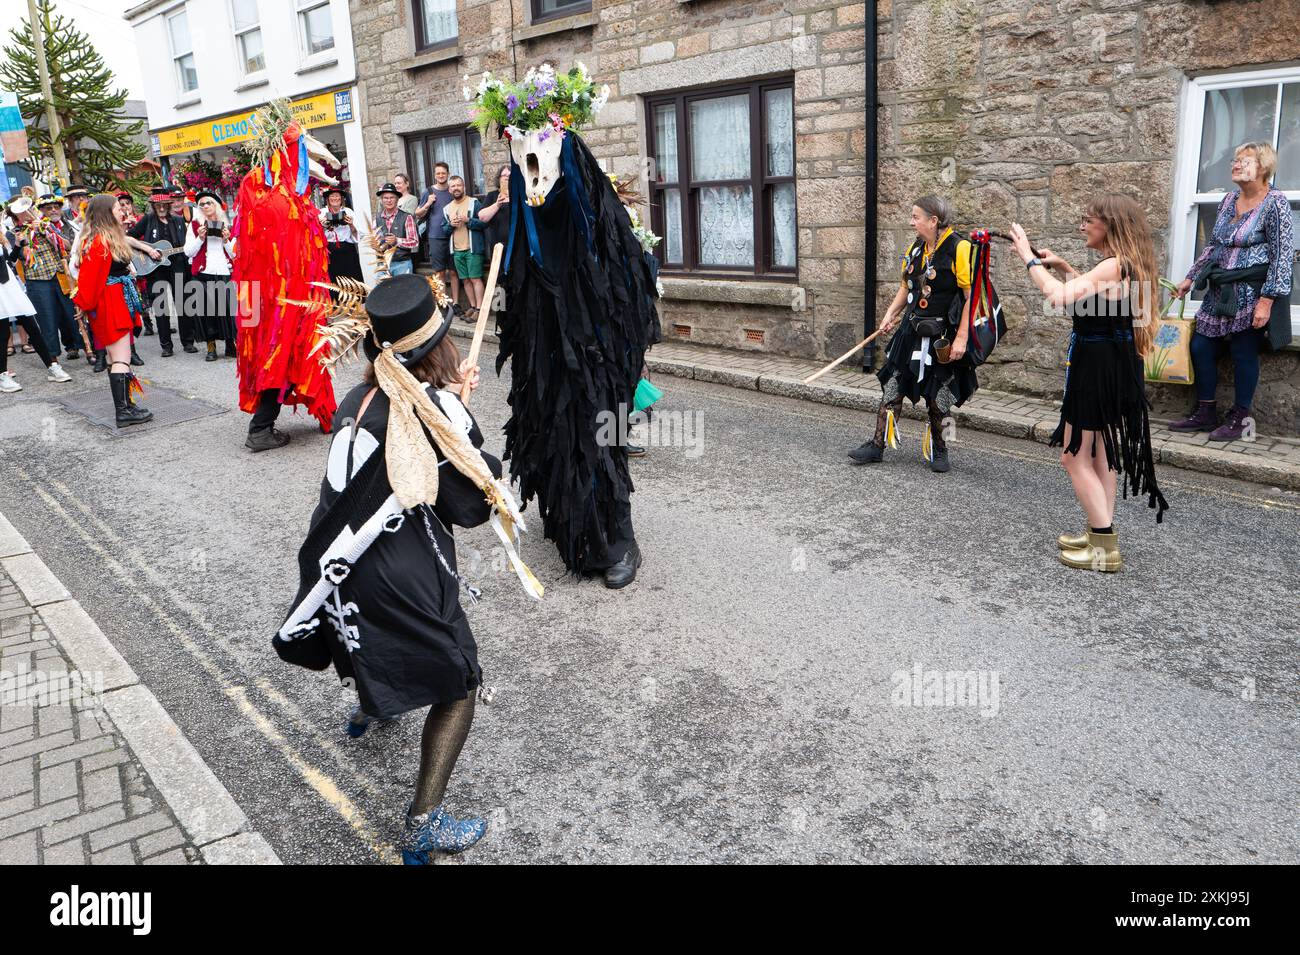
[
  {"x1": 877, "y1": 0, "x2": 1300, "y2": 433},
  {"x1": 348, "y1": 0, "x2": 868, "y2": 359}
]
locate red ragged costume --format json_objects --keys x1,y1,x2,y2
[
  {"x1": 233, "y1": 121, "x2": 335, "y2": 431},
  {"x1": 73, "y1": 235, "x2": 137, "y2": 345}
]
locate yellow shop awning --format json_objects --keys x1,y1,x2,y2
[{"x1": 153, "y1": 88, "x2": 356, "y2": 158}]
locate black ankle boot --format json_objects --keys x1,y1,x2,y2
[
  {"x1": 130, "y1": 345, "x2": 145, "y2": 366},
  {"x1": 92, "y1": 350, "x2": 107, "y2": 373},
  {"x1": 109, "y1": 373, "x2": 153, "y2": 427},
  {"x1": 849, "y1": 440, "x2": 884, "y2": 464},
  {"x1": 603, "y1": 542, "x2": 642, "y2": 590}
]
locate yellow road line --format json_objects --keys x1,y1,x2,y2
[{"x1": 23, "y1": 472, "x2": 396, "y2": 863}]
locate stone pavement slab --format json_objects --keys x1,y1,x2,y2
[
  {"x1": 449, "y1": 325, "x2": 1300, "y2": 489},
  {"x1": 0, "y1": 540, "x2": 279, "y2": 865},
  {"x1": 644, "y1": 338, "x2": 1300, "y2": 492}
]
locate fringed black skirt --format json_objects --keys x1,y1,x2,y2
[{"x1": 1050, "y1": 329, "x2": 1169, "y2": 522}]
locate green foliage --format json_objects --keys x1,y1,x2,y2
[{"x1": 0, "y1": 0, "x2": 150, "y2": 196}]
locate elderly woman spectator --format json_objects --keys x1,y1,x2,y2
[{"x1": 1171, "y1": 141, "x2": 1293, "y2": 440}]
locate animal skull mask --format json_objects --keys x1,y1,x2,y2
[{"x1": 510, "y1": 128, "x2": 564, "y2": 207}]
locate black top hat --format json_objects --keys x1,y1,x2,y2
[
  {"x1": 149, "y1": 186, "x2": 172, "y2": 201},
  {"x1": 37, "y1": 193, "x2": 62, "y2": 207},
  {"x1": 362, "y1": 273, "x2": 452, "y2": 367},
  {"x1": 375, "y1": 182, "x2": 400, "y2": 197}
]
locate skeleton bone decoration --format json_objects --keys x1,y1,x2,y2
[{"x1": 508, "y1": 126, "x2": 565, "y2": 207}]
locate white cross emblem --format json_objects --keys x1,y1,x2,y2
[{"x1": 912, "y1": 337, "x2": 933, "y2": 382}]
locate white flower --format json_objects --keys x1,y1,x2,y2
[
  {"x1": 572, "y1": 89, "x2": 580, "y2": 103},
  {"x1": 477, "y1": 72, "x2": 493, "y2": 95},
  {"x1": 538, "y1": 62, "x2": 556, "y2": 80},
  {"x1": 575, "y1": 61, "x2": 589, "y2": 84},
  {"x1": 463, "y1": 86, "x2": 472, "y2": 101},
  {"x1": 592, "y1": 84, "x2": 610, "y2": 112}
]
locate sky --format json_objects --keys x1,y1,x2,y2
[{"x1": 25, "y1": 0, "x2": 146, "y2": 100}]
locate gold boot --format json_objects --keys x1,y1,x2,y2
[
  {"x1": 1059, "y1": 530, "x2": 1122, "y2": 572},
  {"x1": 1056, "y1": 530, "x2": 1088, "y2": 550}
]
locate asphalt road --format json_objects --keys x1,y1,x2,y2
[{"x1": 1, "y1": 338, "x2": 1297, "y2": 864}]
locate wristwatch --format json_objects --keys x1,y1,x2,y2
[{"x1": 1025, "y1": 257, "x2": 1044, "y2": 271}]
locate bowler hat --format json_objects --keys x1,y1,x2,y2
[
  {"x1": 375, "y1": 182, "x2": 400, "y2": 197},
  {"x1": 65, "y1": 185, "x2": 89, "y2": 197},
  {"x1": 362, "y1": 273, "x2": 452, "y2": 367},
  {"x1": 194, "y1": 190, "x2": 223, "y2": 206}
]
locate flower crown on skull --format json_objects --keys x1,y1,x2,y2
[{"x1": 467, "y1": 62, "x2": 610, "y2": 142}]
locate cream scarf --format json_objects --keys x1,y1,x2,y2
[{"x1": 372, "y1": 312, "x2": 543, "y2": 599}]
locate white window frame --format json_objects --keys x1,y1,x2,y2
[
  {"x1": 1170, "y1": 66, "x2": 1300, "y2": 339},
  {"x1": 294, "y1": 0, "x2": 336, "y2": 65},
  {"x1": 166, "y1": 5, "x2": 199, "y2": 102},
  {"x1": 229, "y1": 0, "x2": 265, "y2": 79}
]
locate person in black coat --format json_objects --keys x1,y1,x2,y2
[
  {"x1": 129, "y1": 187, "x2": 194, "y2": 356},
  {"x1": 274, "y1": 274, "x2": 541, "y2": 862}
]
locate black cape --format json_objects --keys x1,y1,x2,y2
[
  {"x1": 274, "y1": 382, "x2": 502, "y2": 717},
  {"x1": 495, "y1": 132, "x2": 658, "y2": 572}
]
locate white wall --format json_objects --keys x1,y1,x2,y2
[{"x1": 127, "y1": 0, "x2": 358, "y2": 132}]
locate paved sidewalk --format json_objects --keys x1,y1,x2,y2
[
  {"x1": 447, "y1": 324, "x2": 1300, "y2": 490},
  {"x1": 0, "y1": 513, "x2": 278, "y2": 865},
  {"x1": 642, "y1": 338, "x2": 1300, "y2": 492}
]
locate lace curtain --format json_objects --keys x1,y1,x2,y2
[
  {"x1": 692, "y1": 95, "x2": 752, "y2": 265},
  {"x1": 765, "y1": 89, "x2": 793, "y2": 177},
  {"x1": 420, "y1": 0, "x2": 457, "y2": 45}
]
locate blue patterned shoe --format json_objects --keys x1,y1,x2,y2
[
  {"x1": 344, "y1": 706, "x2": 398, "y2": 739},
  {"x1": 400, "y1": 805, "x2": 488, "y2": 863}
]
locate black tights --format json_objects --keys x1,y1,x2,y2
[
  {"x1": 410, "y1": 695, "x2": 476, "y2": 816},
  {"x1": 1, "y1": 316, "x2": 54, "y2": 373}
]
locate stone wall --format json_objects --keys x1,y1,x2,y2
[
  {"x1": 348, "y1": 0, "x2": 867, "y2": 360},
  {"x1": 877, "y1": 0, "x2": 1300, "y2": 434}
]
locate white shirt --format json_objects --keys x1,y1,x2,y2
[
  {"x1": 320, "y1": 206, "x2": 357, "y2": 244},
  {"x1": 183, "y1": 220, "x2": 234, "y2": 275}
]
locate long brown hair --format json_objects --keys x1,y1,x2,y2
[
  {"x1": 81, "y1": 194, "x2": 132, "y2": 264},
  {"x1": 363, "y1": 334, "x2": 463, "y2": 389},
  {"x1": 1085, "y1": 194, "x2": 1158, "y2": 356}
]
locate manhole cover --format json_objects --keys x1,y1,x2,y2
[{"x1": 56, "y1": 382, "x2": 229, "y2": 436}]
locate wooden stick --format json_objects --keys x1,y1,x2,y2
[
  {"x1": 460, "y1": 242, "x2": 504, "y2": 404},
  {"x1": 803, "y1": 325, "x2": 889, "y2": 384}
]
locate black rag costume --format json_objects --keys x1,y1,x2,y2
[
  {"x1": 495, "y1": 133, "x2": 658, "y2": 573},
  {"x1": 871, "y1": 228, "x2": 979, "y2": 458},
  {"x1": 1051, "y1": 266, "x2": 1168, "y2": 522}
]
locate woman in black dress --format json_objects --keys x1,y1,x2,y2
[
  {"x1": 274, "y1": 273, "x2": 541, "y2": 861},
  {"x1": 1009, "y1": 194, "x2": 1168, "y2": 572}
]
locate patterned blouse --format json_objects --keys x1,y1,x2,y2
[{"x1": 1184, "y1": 188, "x2": 1294, "y2": 337}]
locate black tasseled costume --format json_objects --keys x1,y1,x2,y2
[
  {"x1": 494, "y1": 132, "x2": 659, "y2": 573},
  {"x1": 1051, "y1": 284, "x2": 1169, "y2": 523}
]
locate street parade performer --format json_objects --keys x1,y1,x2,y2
[
  {"x1": 233, "y1": 99, "x2": 339, "y2": 451},
  {"x1": 849, "y1": 196, "x2": 979, "y2": 473},
  {"x1": 72, "y1": 195, "x2": 152, "y2": 427},
  {"x1": 470, "y1": 63, "x2": 659, "y2": 588},
  {"x1": 272, "y1": 271, "x2": 542, "y2": 863},
  {"x1": 1008, "y1": 194, "x2": 1168, "y2": 573}
]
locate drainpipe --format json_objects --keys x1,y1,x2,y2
[{"x1": 862, "y1": 1, "x2": 878, "y2": 372}]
